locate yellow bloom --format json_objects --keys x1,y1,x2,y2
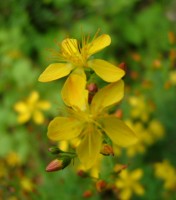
[
  {"x1": 169, "y1": 70, "x2": 176, "y2": 85},
  {"x1": 7, "y1": 197, "x2": 18, "y2": 200},
  {"x1": 20, "y1": 177, "x2": 34, "y2": 192},
  {"x1": 148, "y1": 119, "x2": 165, "y2": 139},
  {"x1": 6, "y1": 152, "x2": 21, "y2": 167},
  {"x1": 154, "y1": 160, "x2": 176, "y2": 190},
  {"x1": 115, "y1": 169, "x2": 145, "y2": 199},
  {"x1": 125, "y1": 120, "x2": 153, "y2": 157},
  {"x1": 47, "y1": 74, "x2": 137, "y2": 169},
  {"x1": 78, "y1": 155, "x2": 103, "y2": 178},
  {"x1": 129, "y1": 96, "x2": 152, "y2": 122},
  {"x1": 38, "y1": 31, "x2": 125, "y2": 93},
  {"x1": 14, "y1": 91, "x2": 51, "y2": 124}
]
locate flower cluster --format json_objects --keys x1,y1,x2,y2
[
  {"x1": 115, "y1": 168, "x2": 144, "y2": 199},
  {"x1": 14, "y1": 91, "x2": 51, "y2": 124},
  {"x1": 117, "y1": 95, "x2": 165, "y2": 158},
  {"x1": 39, "y1": 31, "x2": 137, "y2": 170},
  {"x1": 154, "y1": 160, "x2": 176, "y2": 190}
]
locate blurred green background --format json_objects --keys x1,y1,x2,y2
[{"x1": 0, "y1": 0, "x2": 176, "y2": 199}]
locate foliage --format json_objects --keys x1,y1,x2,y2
[{"x1": 0, "y1": 0, "x2": 176, "y2": 199}]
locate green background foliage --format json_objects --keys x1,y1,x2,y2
[{"x1": 0, "y1": 0, "x2": 176, "y2": 199}]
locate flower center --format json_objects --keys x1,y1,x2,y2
[{"x1": 61, "y1": 40, "x2": 87, "y2": 67}]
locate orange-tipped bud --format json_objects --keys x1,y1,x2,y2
[
  {"x1": 114, "y1": 164, "x2": 128, "y2": 173},
  {"x1": 46, "y1": 157, "x2": 71, "y2": 172},
  {"x1": 86, "y1": 83, "x2": 98, "y2": 104},
  {"x1": 83, "y1": 190, "x2": 93, "y2": 198},
  {"x1": 48, "y1": 146, "x2": 64, "y2": 154},
  {"x1": 96, "y1": 180, "x2": 107, "y2": 192},
  {"x1": 118, "y1": 62, "x2": 126, "y2": 71},
  {"x1": 77, "y1": 169, "x2": 88, "y2": 178},
  {"x1": 114, "y1": 109, "x2": 123, "y2": 119},
  {"x1": 130, "y1": 71, "x2": 139, "y2": 80},
  {"x1": 100, "y1": 144, "x2": 114, "y2": 156},
  {"x1": 164, "y1": 81, "x2": 171, "y2": 90},
  {"x1": 86, "y1": 83, "x2": 98, "y2": 93}
]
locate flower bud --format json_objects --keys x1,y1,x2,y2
[
  {"x1": 96, "y1": 180, "x2": 107, "y2": 192},
  {"x1": 114, "y1": 109, "x2": 123, "y2": 119},
  {"x1": 48, "y1": 146, "x2": 64, "y2": 154},
  {"x1": 46, "y1": 156, "x2": 71, "y2": 172},
  {"x1": 114, "y1": 164, "x2": 128, "y2": 173},
  {"x1": 86, "y1": 83, "x2": 98, "y2": 104},
  {"x1": 82, "y1": 190, "x2": 93, "y2": 198},
  {"x1": 100, "y1": 144, "x2": 114, "y2": 156},
  {"x1": 118, "y1": 62, "x2": 126, "y2": 71},
  {"x1": 77, "y1": 169, "x2": 88, "y2": 178},
  {"x1": 86, "y1": 83, "x2": 98, "y2": 93}
]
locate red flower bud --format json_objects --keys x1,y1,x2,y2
[
  {"x1": 100, "y1": 144, "x2": 114, "y2": 156},
  {"x1": 96, "y1": 180, "x2": 107, "y2": 192},
  {"x1": 46, "y1": 156, "x2": 71, "y2": 172},
  {"x1": 83, "y1": 190, "x2": 93, "y2": 198}
]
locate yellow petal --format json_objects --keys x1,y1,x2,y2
[
  {"x1": 101, "y1": 116, "x2": 138, "y2": 147},
  {"x1": 76, "y1": 125, "x2": 102, "y2": 169},
  {"x1": 61, "y1": 39, "x2": 79, "y2": 55},
  {"x1": 88, "y1": 59, "x2": 125, "y2": 82},
  {"x1": 87, "y1": 34, "x2": 111, "y2": 56},
  {"x1": 119, "y1": 170, "x2": 128, "y2": 179},
  {"x1": 73, "y1": 67, "x2": 86, "y2": 80},
  {"x1": 133, "y1": 183, "x2": 145, "y2": 195},
  {"x1": 119, "y1": 188, "x2": 132, "y2": 200},
  {"x1": 61, "y1": 73, "x2": 88, "y2": 111},
  {"x1": 37, "y1": 101, "x2": 51, "y2": 110},
  {"x1": 17, "y1": 113, "x2": 31, "y2": 124},
  {"x1": 38, "y1": 63, "x2": 73, "y2": 82},
  {"x1": 33, "y1": 110, "x2": 44, "y2": 124},
  {"x1": 28, "y1": 91, "x2": 39, "y2": 104},
  {"x1": 47, "y1": 117, "x2": 84, "y2": 141},
  {"x1": 14, "y1": 102, "x2": 28, "y2": 113},
  {"x1": 115, "y1": 180, "x2": 125, "y2": 188},
  {"x1": 91, "y1": 80, "x2": 124, "y2": 114},
  {"x1": 131, "y1": 169, "x2": 143, "y2": 180}
]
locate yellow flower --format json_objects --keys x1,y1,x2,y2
[
  {"x1": 129, "y1": 96, "x2": 152, "y2": 122},
  {"x1": 7, "y1": 197, "x2": 18, "y2": 200},
  {"x1": 47, "y1": 74, "x2": 137, "y2": 169},
  {"x1": 169, "y1": 70, "x2": 176, "y2": 85},
  {"x1": 6, "y1": 152, "x2": 21, "y2": 167},
  {"x1": 148, "y1": 119, "x2": 165, "y2": 139},
  {"x1": 14, "y1": 91, "x2": 51, "y2": 124},
  {"x1": 125, "y1": 120, "x2": 153, "y2": 157},
  {"x1": 20, "y1": 177, "x2": 34, "y2": 192},
  {"x1": 78, "y1": 155, "x2": 103, "y2": 178},
  {"x1": 154, "y1": 160, "x2": 176, "y2": 190},
  {"x1": 38, "y1": 31, "x2": 125, "y2": 94},
  {"x1": 115, "y1": 169, "x2": 145, "y2": 199}
]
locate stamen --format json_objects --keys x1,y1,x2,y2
[
  {"x1": 85, "y1": 33, "x2": 90, "y2": 45},
  {"x1": 45, "y1": 48, "x2": 66, "y2": 62},
  {"x1": 91, "y1": 28, "x2": 101, "y2": 42}
]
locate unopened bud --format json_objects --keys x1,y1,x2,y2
[
  {"x1": 130, "y1": 71, "x2": 139, "y2": 80},
  {"x1": 83, "y1": 190, "x2": 93, "y2": 198},
  {"x1": 114, "y1": 164, "x2": 128, "y2": 173},
  {"x1": 46, "y1": 156, "x2": 71, "y2": 172},
  {"x1": 118, "y1": 62, "x2": 126, "y2": 71},
  {"x1": 114, "y1": 109, "x2": 123, "y2": 118},
  {"x1": 77, "y1": 169, "x2": 88, "y2": 178},
  {"x1": 48, "y1": 146, "x2": 64, "y2": 154},
  {"x1": 86, "y1": 83, "x2": 98, "y2": 93},
  {"x1": 86, "y1": 83, "x2": 98, "y2": 104},
  {"x1": 96, "y1": 180, "x2": 107, "y2": 192},
  {"x1": 100, "y1": 144, "x2": 114, "y2": 156}
]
